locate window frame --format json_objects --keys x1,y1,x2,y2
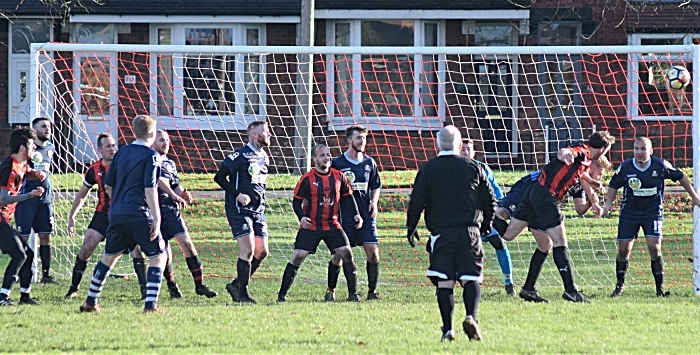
[
  {"x1": 148, "y1": 23, "x2": 266, "y2": 131},
  {"x1": 325, "y1": 19, "x2": 446, "y2": 131},
  {"x1": 628, "y1": 33, "x2": 696, "y2": 121}
]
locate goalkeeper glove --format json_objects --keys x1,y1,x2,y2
[{"x1": 407, "y1": 229, "x2": 420, "y2": 248}]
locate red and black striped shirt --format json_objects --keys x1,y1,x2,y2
[
  {"x1": 84, "y1": 160, "x2": 111, "y2": 214},
  {"x1": 0, "y1": 156, "x2": 30, "y2": 224},
  {"x1": 538, "y1": 144, "x2": 591, "y2": 200},
  {"x1": 293, "y1": 168, "x2": 353, "y2": 231}
]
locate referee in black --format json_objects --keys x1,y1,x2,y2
[{"x1": 406, "y1": 125, "x2": 497, "y2": 342}]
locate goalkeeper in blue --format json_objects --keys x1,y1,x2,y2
[{"x1": 461, "y1": 139, "x2": 514, "y2": 296}]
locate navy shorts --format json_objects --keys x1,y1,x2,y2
[
  {"x1": 294, "y1": 228, "x2": 350, "y2": 254},
  {"x1": 498, "y1": 184, "x2": 528, "y2": 218},
  {"x1": 104, "y1": 220, "x2": 165, "y2": 258},
  {"x1": 15, "y1": 202, "x2": 54, "y2": 236},
  {"x1": 342, "y1": 219, "x2": 378, "y2": 247},
  {"x1": 512, "y1": 184, "x2": 563, "y2": 231},
  {"x1": 226, "y1": 211, "x2": 268, "y2": 239},
  {"x1": 87, "y1": 211, "x2": 109, "y2": 237},
  {"x1": 160, "y1": 209, "x2": 188, "y2": 240},
  {"x1": 0, "y1": 222, "x2": 27, "y2": 255},
  {"x1": 617, "y1": 214, "x2": 663, "y2": 240},
  {"x1": 427, "y1": 226, "x2": 484, "y2": 286}
]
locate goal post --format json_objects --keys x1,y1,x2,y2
[{"x1": 29, "y1": 42, "x2": 700, "y2": 292}]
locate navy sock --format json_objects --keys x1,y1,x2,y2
[
  {"x1": 144, "y1": 266, "x2": 163, "y2": 309},
  {"x1": 86, "y1": 261, "x2": 110, "y2": 306}
]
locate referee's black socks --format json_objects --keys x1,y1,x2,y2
[{"x1": 436, "y1": 288, "x2": 454, "y2": 332}]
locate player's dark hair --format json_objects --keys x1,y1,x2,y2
[
  {"x1": 97, "y1": 132, "x2": 114, "y2": 148},
  {"x1": 31, "y1": 117, "x2": 50, "y2": 127},
  {"x1": 310, "y1": 144, "x2": 327, "y2": 157},
  {"x1": 463, "y1": 138, "x2": 474, "y2": 145},
  {"x1": 588, "y1": 130, "x2": 615, "y2": 149},
  {"x1": 345, "y1": 125, "x2": 368, "y2": 138},
  {"x1": 247, "y1": 120, "x2": 267, "y2": 136},
  {"x1": 10, "y1": 128, "x2": 36, "y2": 154}
]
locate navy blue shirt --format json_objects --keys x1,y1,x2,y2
[
  {"x1": 158, "y1": 156, "x2": 181, "y2": 211},
  {"x1": 332, "y1": 152, "x2": 381, "y2": 225},
  {"x1": 21, "y1": 141, "x2": 54, "y2": 203},
  {"x1": 104, "y1": 142, "x2": 160, "y2": 225},
  {"x1": 609, "y1": 157, "x2": 684, "y2": 219},
  {"x1": 220, "y1": 143, "x2": 269, "y2": 215}
]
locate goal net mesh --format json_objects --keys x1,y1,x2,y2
[{"x1": 33, "y1": 44, "x2": 696, "y2": 290}]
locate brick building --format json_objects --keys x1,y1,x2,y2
[{"x1": 0, "y1": 0, "x2": 698, "y2": 172}]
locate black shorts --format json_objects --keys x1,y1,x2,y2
[
  {"x1": 512, "y1": 184, "x2": 563, "y2": 231},
  {"x1": 160, "y1": 209, "x2": 188, "y2": 240},
  {"x1": 0, "y1": 223, "x2": 26, "y2": 255},
  {"x1": 342, "y1": 219, "x2": 378, "y2": 247},
  {"x1": 105, "y1": 220, "x2": 165, "y2": 258},
  {"x1": 87, "y1": 211, "x2": 110, "y2": 237},
  {"x1": 294, "y1": 228, "x2": 350, "y2": 254},
  {"x1": 15, "y1": 202, "x2": 54, "y2": 236},
  {"x1": 427, "y1": 226, "x2": 484, "y2": 286},
  {"x1": 226, "y1": 211, "x2": 268, "y2": 239}
]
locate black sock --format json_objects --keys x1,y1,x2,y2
[
  {"x1": 71, "y1": 256, "x2": 88, "y2": 289},
  {"x1": 40, "y1": 245, "x2": 50, "y2": 276},
  {"x1": 553, "y1": 246, "x2": 576, "y2": 293},
  {"x1": 278, "y1": 263, "x2": 299, "y2": 297},
  {"x1": 237, "y1": 258, "x2": 252, "y2": 295},
  {"x1": 651, "y1": 256, "x2": 664, "y2": 291},
  {"x1": 615, "y1": 257, "x2": 629, "y2": 286},
  {"x1": 462, "y1": 281, "x2": 481, "y2": 320},
  {"x1": 164, "y1": 262, "x2": 176, "y2": 286},
  {"x1": 18, "y1": 247, "x2": 34, "y2": 290},
  {"x1": 132, "y1": 257, "x2": 147, "y2": 286},
  {"x1": 436, "y1": 288, "x2": 455, "y2": 332},
  {"x1": 185, "y1": 256, "x2": 203, "y2": 287},
  {"x1": 492, "y1": 214, "x2": 509, "y2": 238},
  {"x1": 250, "y1": 257, "x2": 262, "y2": 277},
  {"x1": 342, "y1": 261, "x2": 358, "y2": 295},
  {"x1": 523, "y1": 249, "x2": 549, "y2": 291},
  {"x1": 2, "y1": 247, "x2": 27, "y2": 291},
  {"x1": 367, "y1": 261, "x2": 379, "y2": 293},
  {"x1": 327, "y1": 261, "x2": 340, "y2": 291}
]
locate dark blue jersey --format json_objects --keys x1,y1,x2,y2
[
  {"x1": 158, "y1": 156, "x2": 181, "y2": 211},
  {"x1": 21, "y1": 141, "x2": 54, "y2": 203},
  {"x1": 511, "y1": 170, "x2": 583, "y2": 204},
  {"x1": 608, "y1": 156, "x2": 684, "y2": 219},
  {"x1": 332, "y1": 152, "x2": 381, "y2": 224},
  {"x1": 104, "y1": 142, "x2": 160, "y2": 225},
  {"x1": 219, "y1": 143, "x2": 269, "y2": 215}
]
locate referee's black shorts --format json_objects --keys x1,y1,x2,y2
[
  {"x1": 426, "y1": 226, "x2": 484, "y2": 286},
  {"x1": 512, "y1": 184, "x2": 563, "y2": 231}
]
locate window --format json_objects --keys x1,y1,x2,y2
[
  {"x1": 11, "y1": 19, "x2": 52, "y2": 54},
  {"x1": 538, "y1": 22, "x2": 582, "y2": 118},
  {"x1": 326, "y1": 20, "x2": 444, "y2": 131},
  {"x1": 628, "y1": 34, "x2": 695, "y2": 121},
  {"x1": 150, "y1": 24, "x2": 265, "y2": 130},
  {"x1": 538, "y1": 22, "x2": 580, "y2": 46},
  {"x1": 473, "y1": 22, "x2": 519, "y2": 47}
]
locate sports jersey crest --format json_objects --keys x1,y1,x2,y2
[
  {"x1": 248, "y1": 161, "x2": 261, "y2": 176},
  {"x1": 364, "y1": 164, "x2": 371, "y2": 172},
  {"x1": 344, "y1": 171, "x2": 356, "y2": 184},
  {"x1": 628, "y1": 177, "x2": 642, "y2": 190}
]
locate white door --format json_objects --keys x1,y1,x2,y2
[
  {"x1": 8, "y1": 59, "x2": 31, "y2": 124},
  {"x1": 73, "y1": 53, "x2": 118, "y2": 163}
]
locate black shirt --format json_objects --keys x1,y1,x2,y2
[{"x1": 407, "y1": 152, "x2": 496, "y2": 234}]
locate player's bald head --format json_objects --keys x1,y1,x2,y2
[
  {"x1": 635, "y1": 136, "x2": 652, "y2": 148},
  {"x1": 436, "y1": 125, "x2": 462, "y2": 152}
]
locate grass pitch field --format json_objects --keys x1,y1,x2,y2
[{"x1": 2, "y1": 174, "x2": 700, "y2": 352}]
